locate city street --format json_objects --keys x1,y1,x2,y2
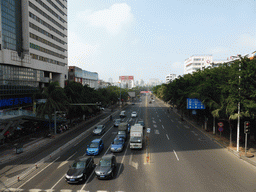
[{"x1": 2, "y1": 95, "x2": 256, "y2": 191}]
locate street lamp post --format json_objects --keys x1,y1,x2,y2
[{"x1": 119, "y1": 82, "x2": 122, "y2": 109}]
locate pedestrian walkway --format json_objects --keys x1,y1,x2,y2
[{"x1": 157, "y1": 97, "x2": 256, "y2": 168}]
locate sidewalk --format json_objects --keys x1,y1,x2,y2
[
  {"x1": 157, "y1": 98, "x2": 256, "y2": 168},
  {"x1": 0, "y1": 110, "x2": 112, "y2": 166}
]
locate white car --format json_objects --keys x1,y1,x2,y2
[{"x1": 131, "y1": 111, "x2": 137, "y2": 118}]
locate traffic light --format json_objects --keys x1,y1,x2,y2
[{"x1": 244, "y1": 121, "x2": 250, "y2": 134}]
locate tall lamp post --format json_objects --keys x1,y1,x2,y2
[{"x1": 119, "y1": 82, "x2": 122, "y2": 109}]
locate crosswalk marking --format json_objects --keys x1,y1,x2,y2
[{"x1": 0, "y1": 189, "x2": 124, "y2": 192}]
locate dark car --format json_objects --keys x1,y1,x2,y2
[
  {"x1": 114, "y1": 119, "x2": 121, "y2": 127},
  {"x1": 65, "y1": 156, "x2": 94, "y2": 183},
  {"x1": 117, "y1": 130, "x2": 127, "y2": 141},
  {"x1": 95, "y1": 154, "x2": 117, "y2": 179},
  {"x1": 93, "y1": 125, "x2": 105, "y2": 135},
  {"x1": 86, "y1": 139, "x2": 104, "y2": 156}
]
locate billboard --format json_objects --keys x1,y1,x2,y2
[
  {"x1": 119, "y1": 76, "x2": 134, "y2": 81},
  {"x1": 128, "y1": 92, "x2": 136, "y2": 97}
]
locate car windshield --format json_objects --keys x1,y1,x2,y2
[
  {"x1": 99, "y1": 159, "x2": 111, "y2": 167},
  {"x1": 115, "y1": 119, "x2": 121, "y2": 123},
  {"x1": 118, "y1": 131, "x2": 126, "y2": 135},
  {"x1": 89, "y1": 142, "x2": 99, "y2": 148},
  {"x1": 97, "y1": 125, "x2": 103, "y2": 129},
  {"x1": 72, "y1": 161, "x2": 85, "y2": 169},
  {"x1": 131, "y1": 136, "x2": 141, "y2": 143},
  {"x1": 95, "y1": 127, "x2": 102, "y2": 131},
  {"x1": 113, "y1": 139, "x2": 123, "y2": 145},
  {"x1": 138, "y1": 121, "x2": 143, "y2": 125}
]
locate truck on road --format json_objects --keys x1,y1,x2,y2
[{"x1": 130, "y1": 125, "x2": 143, "y2": 149}]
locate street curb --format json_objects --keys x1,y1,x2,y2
[
  {"x1": 4, "y1": 110, "x2": 120, "y2": 188},
  {"x1": 155, "y1": 97, "x2": 256, "y2": 168}
]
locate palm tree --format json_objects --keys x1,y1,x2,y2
[{"x1": 37, "y1": 81, "x2": 69, "y2": 132}]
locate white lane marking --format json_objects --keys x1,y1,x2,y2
[
  {"x1": 171, "y1": 119, "x2": 174, "y2": 122},
  {"x1": 173, "y1": 150, "x2": 179, "y2": 161},
  {"x1": 178, "y1": 121, "x2": 182, "y2": 124},
  {"x1": 117, "y1": 138, "x2": 130, "y2": 175},
  {"x1": 191, "y1": 131, "x2": 198, "y2": 136},
  {"x1": 157, "y1": 115, "x2": 159, "y2": 117},
  {"x1": 17, "y1": 156, "x2": 60, "y2": 189},
  {"x1": 153, "y1": 124, "x2": 157, "y2": 128},
  {"x1": 57, "y1": 151, "x2": 77, "y2": 169},
  {"x1": 159, "y1": 119, "x2": 161, "y2": 122},
  {"x1": 184, "y1": 125, "x2": 189, "y2": 129},
  {"x1": 162, "y1": 125, "x2": 164, "y2": 129},
  {"x1": 1, "y1": 189, "x2": 23, "y2": 192},
  {"x1": 152, "y1": 120, "x2": 156, "y2": 123},
  {"x1": 166, "y1": 134, "x2": 169, "y2": 140},
  {"x1": 51, "y1": 173, "x2": 66, "y2": 189},
  {"x1": 129, "y1": 153, "x2": 138, "y2": 169},
  {"x1": 154, "y1": 130, "x2": 160, "y2": 134}
]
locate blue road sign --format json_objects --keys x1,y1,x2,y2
[{"x1": 187, "y1": 98, "x2": 205, "y2": 109}]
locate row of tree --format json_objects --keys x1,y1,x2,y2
[
  {"x1": 35, "y1": 81, "x2": 132, "y2": 122},
  {"x1": 153, "y1": 56, "x2": 256, "y2": 142}
]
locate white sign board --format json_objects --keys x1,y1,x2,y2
[{"x1": 147, "y1": 128, "x2": 151, "y2": 133}]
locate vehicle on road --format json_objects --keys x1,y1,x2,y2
[
  {"x1": 132, "y1": 102, "x2": 135, "y2": 105},
  {"x1": 95, "y1": 154, "x2": 117, "y2": 179},
  {"x1": 120, "y1": 111, "x2": 126, "y2": 118},
  {"x1": 130, "y1": 125, "x2": 143, "y2": 149},
  {"x1": 114, "y1": 119, "x2": 121, "y2": 127},
  {"x1": 110, "y1": 137, "x2": 125, "y2": 152},
  {"x1": 86, "y1": 139, "x2": 104, "y2": 156},
  {"x1": 118, "y1": 122, "x2": 129, "y2": 133},
  {"x1": 92, "y1": 125, "x2": 105, "y2": 135},
  {"x1": 149, "y1": 101, "x2": 152, "y2": 104},
  {"x1": 65, "y1": 156, "x2": 94, "y2": 183},
  {"x1": 117, "y1": 130, "x2": 127, "y2": 141},
  {"x1": 135, "y1": 120, "x2": 145, "y2": 129},
  {"x1": 131, "y1": 111, "x2": 138, "y2": 118}
]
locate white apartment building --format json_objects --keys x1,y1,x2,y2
[
  {"x1": 0, "y1": 0, "x2": 68, "y2": 91},
  {"x1": 165, "y1": 74, "x2": 176, "y2": 83},
  {"x1": 184, "y1": 55, "x2": 213, "y2": 74}
]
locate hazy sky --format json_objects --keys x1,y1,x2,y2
[{"x1": 68, "y1": 0, "x2": 256, "y2": 83}]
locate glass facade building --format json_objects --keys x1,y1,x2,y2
[{"x1": 1, "y1": 0, "x2": 17, "y2": 50}]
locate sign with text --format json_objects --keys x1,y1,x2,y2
[
  {"x1": 187, "y1": 98, "x2": 205, "y2": 109},
  {"x1": 0, "y1": 97, "x2": 32, "y2": 108}
]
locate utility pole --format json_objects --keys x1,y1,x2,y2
[{"x1": 237, "y1": 58, "x2": 241, "y2": 152}]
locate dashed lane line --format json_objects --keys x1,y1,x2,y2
[{"x1": 173, "y1": 150, "x2": 179, "y2": 161}]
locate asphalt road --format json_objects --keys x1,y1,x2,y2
[{"x1": 3, "y1": 95, "x2": 256, "y2": 192}]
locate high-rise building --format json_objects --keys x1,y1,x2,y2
[
  {"x1": 68, "y1": 66, "x2": 98, "y2": 89},
  {"x1": 0, "y1": 0, "x2": 68, "y2": 97},
  {"x1": 184, "y1": 55, "x2": 213, "y2": 74},
  {"x1": 165, "y1": 74, "x2": 176, "y2": 83},
  {"x1": 138, "y1": 79, "x2": 144, "y2": 86}
]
